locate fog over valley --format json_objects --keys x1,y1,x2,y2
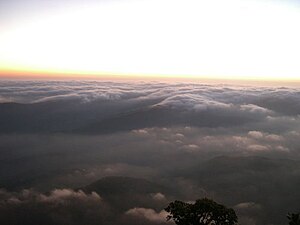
[{"x1": 0, "y1": 80, "x2": 299, "y2": 225}]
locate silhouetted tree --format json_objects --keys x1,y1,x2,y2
[
  {"x1": 287, "y1": 213, "x2": 300, "y2": 225},
  {"x1": 165, "y1": 198, "x2": 238, "y2": 225}
]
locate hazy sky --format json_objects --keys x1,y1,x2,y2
[{"x1": 0, "y1": 0, "x2": 300, "y2": 80}]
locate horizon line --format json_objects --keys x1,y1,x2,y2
[{"x1": 1, "y1": 69, "x2": 300, "y2": 86}]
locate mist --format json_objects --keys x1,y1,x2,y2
[{"x1": 0, "y1": 80, "x2": 299, "y2": 225}]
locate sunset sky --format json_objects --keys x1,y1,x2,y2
[
  {"x1": 0, "y1": 0, "x2": 300, "y2": 80},
  {"x1": 1, "y1": 2, "x2": 300, "y2": 223}
]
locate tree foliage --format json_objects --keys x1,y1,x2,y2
[
  {"x1": 165, "y1": 198, "x2": 238, "y2": 225},
  {"x1": 287, "y1": 213, "x2": 300, "y2": 225}
]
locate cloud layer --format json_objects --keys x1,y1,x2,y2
[
  {"x1": 0, "y1": 80, "x2": 300, "y2": 225},
  {"x1": 1, "y1": 80, "x2": 300, "y2": 134}
]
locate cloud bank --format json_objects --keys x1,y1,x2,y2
[{"x1": 0, "y1": 80, "x2": 299, "y2": 225}]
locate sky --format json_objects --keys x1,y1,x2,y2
[{"x1": 0, "y1": 0, "x2": 300, "y2": 80}]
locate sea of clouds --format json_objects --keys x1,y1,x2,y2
[{"x1": 0, "y1": 80, "x2": 299, "y2": 225}]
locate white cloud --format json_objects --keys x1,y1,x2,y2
[
  {"x1": 248, "y1": 131, "x2": 264, "y2": 139},
  {"x1": 265, "y1": 134, "x2": 283, "y2": 142},
  {"x1": 240, "y1": 104, "x2": 271, "y2": 114},
  {"x1": 175, "y1": 133, "x2": 184, "y2": 138},
  {"x1": 151, "y1": 192, "x2": 166, "y2": 201},
  {"x1": 132, "y1": 129, "x2": 149, "y2": 135},
  {"x1": 183, "y1": 144, "x2": 200, "y2": 152},
  {"x1": 39, "y1": 189, "x2": 101, "y2": 203},
  {"x1": 275, "y1": 146, "x2": 290, "y2": 152},
  {"x1": 247, "y1": 144, "x2": 269, "y2": 152},
  {"x1": 235, "y1": 202, "x2": 262, "y2": 210},
  {"x1": 125, "y1": 207, "x2": 168, "y2": 223},
  {"x1": 0, "y1": 188, "x2": 102, "y2": 205}
]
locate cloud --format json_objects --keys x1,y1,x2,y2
[
  {"x1": 240, "y1": 104, "x2": 271, "y2": 114},
  {"x1": 1, "y1": 80, "x2": 300, "y2": 225},
  {"x1": 133, "y1": 129, "x2": 149, "y2": 135},
  {"x1": 39, "y1": 189, "x2": 101, "y2": 203},
  {"x1": 265, "y1": 134, "x2": 283, "y2": 142},
  {"x1": 235, "y1": 202, "x2": 262, "y2": 210},
  {"x1": 125, "y1": 208, "x2": 169, "y2": 223},
  {"x1": 248, "y1": 131, "x2": 284, "y2": 142},
  {"x1": 0, "y1": 188, "x2": 111, "y2": 225},
  {"x1": 3, "y1": 81, "x2": 300, "y2": 134},
  {"x1": 182, "y1": 144, "x2": 200, "y2": 152},
  {"x1": 275, "y1": 146, "x2": 290, "y2": 152},
  {"x1": 248, "y1": 131, "x2": 264, "y2": 139},
  {"x1": 247, "y1": 144, "x2": 269, "y2": 152},
  {"x1": 0, "y1": 188, "x2": 102, "y2": 204},
  {"x1": 151, "y1": 193, "x2": 167, "y2": 201}
]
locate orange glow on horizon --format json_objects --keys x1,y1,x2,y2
[{"x1": 1, "y1": 68, "x2": 300, "y2": 88}]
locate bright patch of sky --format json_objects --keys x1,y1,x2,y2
[{"x1": 0, "y1": 0, "x2": 299, "y2": 79}]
